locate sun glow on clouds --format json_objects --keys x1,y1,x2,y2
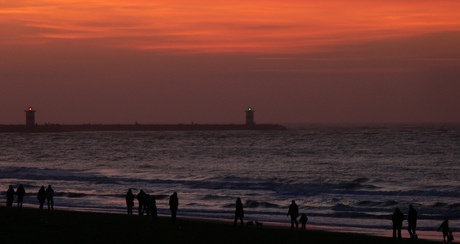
[{"x1": 2, "y1": 0, "x2": 460, "y2": 53}]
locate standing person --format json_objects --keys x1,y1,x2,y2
[
  {"x1": 407, "y1": 205, "x2": 417, "y2": 238},
  {"x1": 46, "y1": 185, "x2": 54, "y2": 210},
  {"x1": 169, "y1": 192, "x2": 179, "y2": 224},
  {"x1": 125, "y1": 189, "x2": 135, "y2": 215},
  {"x1": 6, "y1": 185, "x2": 15, "y2": 208},
  {"x1": 287, "y1": 200, "x2": 299, "y2": 228},
  {"x1": 437, "y1": 219, "x2": 454, "y2": 243},
  {"x1": 37, "y1": 186, "x2": 46, "y2": 210},
  {"x1": 137, "y1": 190, "x2": 147, "y2": 215},
  {"x1": 16, "y1": 184, "x2": 26, "y2": 208},
  {"x1": 392, "y1": 208, "x2": 405, "y2": 239},
  {"x1": 149, "y1": 196, "x2": 158, "y2": 222},
  {"x1": 233, "y1": 197, "x2": 244, "y2": 226},
  {"x1": 299, "y1": 213, "x2": 308, "y2": 229}
]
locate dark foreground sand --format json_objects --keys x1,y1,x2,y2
[{"x1": 1, "y1": 207, "x2": 440, "y2": 244}]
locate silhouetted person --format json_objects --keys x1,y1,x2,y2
[
  {"x1": 438, "y1": 219, "x2": 454, "y2": 243},
  {"x1": 149, "y1": 196, "x2": 158, "y2": 222},
  {"x1": 233, "y1": 197, "x2": 244, "y2": 226},
  {"x1": 143, "y1": 194, "x2": 151, "y2": 216},
  {"x1": 287, "y1": 200, "x2": 299, "y2": 228},
  {"x1": 6, "y1": 185, "x2": 15, "y2": 208},
  {"x1": 16, "y1": 184, "x2": 25, "y2": 208},
  {"x1": 125, "y1": 189, "x2": 135, "y2": 215},
  {"x1": 37, "y1": 186, "x2": 46, "y2": 209},
  {"x1": 299, "y1": 213, "x2": 308, "y2": 229},
  {"x1": 46, "y1": 185, "x2": 54, "y2": 210},
  {"x1": 407, "y1": 205, "x2": 417, "y2": 237},
  {"x1": 169, "y1": 192, "x2": 179, "y2": 223},
  {"x1": 392, "y1": 208, "x2": 405, "y2": 239},
  {"x1": 137, "y1": 190, "x2": 147, "y2": 215}
]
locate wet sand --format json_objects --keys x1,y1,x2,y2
[{"x1": 0, "y1": 207, "x2": 442, "y2": 243}]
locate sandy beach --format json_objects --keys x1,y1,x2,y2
[{"x1": 1, "y1": 207, "x2": 443, "y2": 244}]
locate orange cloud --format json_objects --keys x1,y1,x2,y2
[{"x1": 1, "y1": 1, "x2": 460, "y2": 53}]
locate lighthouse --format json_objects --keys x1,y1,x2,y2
[
  {"x1": 245, "y1": 107, "x2": 255, "y2": 125},
  {"x1": 25, "y1": 107, "x2": 36, "y2": 126}
]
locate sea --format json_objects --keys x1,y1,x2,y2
[{"x1": 1, "y1": 125, "x2": 459, "y2": 240}]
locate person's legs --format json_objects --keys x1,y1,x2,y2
[
  {"x1": 171, "y1": 210, "x2": 177, "y2": 223},
  {"x1": 290, "y1": 218, "x2": 294, "y2": 228}
]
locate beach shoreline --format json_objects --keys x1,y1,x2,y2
[{"x1": 0, "y1": 206, "x2": 444, "y2": 243}]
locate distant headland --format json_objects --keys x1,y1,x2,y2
[{"x1": 0, "y1": 107, "x2": 286, "y2": 132}]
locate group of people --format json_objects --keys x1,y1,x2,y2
[
  {"x1": 235, "y1": 198, "x2": 310, "y2": 230},
  {"x1": 125, "y1": 189, "x2": 178, "y2": 224},
  {"x1": 392, "y1": 205, "x2": 454, "y2": 242},
  {"x1": 125, "y1": 192, "x2": 311, "y2": 230},
  {"x1": 6, "y1": 184, "x2": 25, "y2": 208},
  {"x1": 227, "y1": 198, "x2": 455, "y2": 243},
  {"x1": 5, "y1": 184, "x2": 55, "y2": 210},
  {"x1": 6, "y1": 184, "x2": 455, "y2": 242},
  {"x1": 287, "y1": 200, "x2": 308, "y2": 229}
]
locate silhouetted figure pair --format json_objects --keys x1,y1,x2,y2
[
  {"x1": 233, "y1": 197, "x2": 244, "y2": 226},
  {"x1": 37, "y1": 186, "x2": 46, "y2": 209},
  {"x1": 392, "y1": 208, "x2": 405, "y2": 239},
  {"x1": 299, "y1": 213, "x2": 308, "y2": 229},
  {"x1": 16, "y1": 184, "x2": 26, "y2": 208},
  {"x1": 287, "y1": 200, "x2": 299, "y2": 228},
  {"x1": 169, "y1": 192, "x2": 179, "y2": 223},
  {"x1": 438, "y1": 219, "x2": 454, "y2": 243},
  {"x1": 46, "y1": 185, "x2": 54, "y2": 210},
  {"x1": 6, "y1": 185, "x2": 15, "y2": 207},
  {"x1": 125, "y1": 189, "x2": 135, "y2": 215},
  {"x1": 407, "y1": 205, "x2": 417, "y2": 238}
]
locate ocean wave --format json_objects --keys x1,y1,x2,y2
[
  {"x1": 244, "y1": 200, "x2": 280, "y2": 209},
  {"x1": 66, "y1": 192, "x2": 86, "y2": 198},
  {"x1": 432, "y1": 202, "x2": 449, "y2": 208},
  {"x1": 382, "y1": 200, "x2": 399, "y2": 207},
  {"x1": 449, "y1": 203, "x2": 460, "y2": 209},
  {"x1": 201, "y1": 194, "x2": 233, "y2": 201}
]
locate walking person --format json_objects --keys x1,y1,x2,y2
[
  {"x1": 125, "y1": 189, "x2": 135, "y2": 215},
  {"x1": 438, "y1": 219, "x2": 454, "y2": 243},
  {"x1": 37, "y1": 186, "x2": 46, "y2": 210},
  {"x1": 392, "y1": 208, "x2": 405, "y2": 239},
  {"x1": 6, "y1": 185, "x2": 15, "y2": 208},
  {"x1": 46, "y1": 185, "x2": 54, "y2": 210},
  {"x1": 233, "y1": 197, "x2": 244, "y2": 226},
  {"x1": 169, "y1": 192, "x2": 179, "y2": 224},
  {"x1": 16, "y1": 184, "x2": 26, "y2": 208},
  {"x1": 287, "y1": 200, "x2": 299, "y2": 228},
  {"x1": 407, "y1": 205, "x2": 417, "y2": 238}
]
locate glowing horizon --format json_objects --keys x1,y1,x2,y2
[{"x1": 1, "y1": 1, "x2": 460, "y2": 124}]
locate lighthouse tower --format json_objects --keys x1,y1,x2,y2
[
  {"x1": 245, "y1": 107, "x2": 255, "y2": 125},
  {"x1": 25, "y1": 107, "x2": 36, "y2": 126}
]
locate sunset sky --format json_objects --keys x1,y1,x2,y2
[{"x1": 1, "y1": 1, "x2": 460, "y2": 124}]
